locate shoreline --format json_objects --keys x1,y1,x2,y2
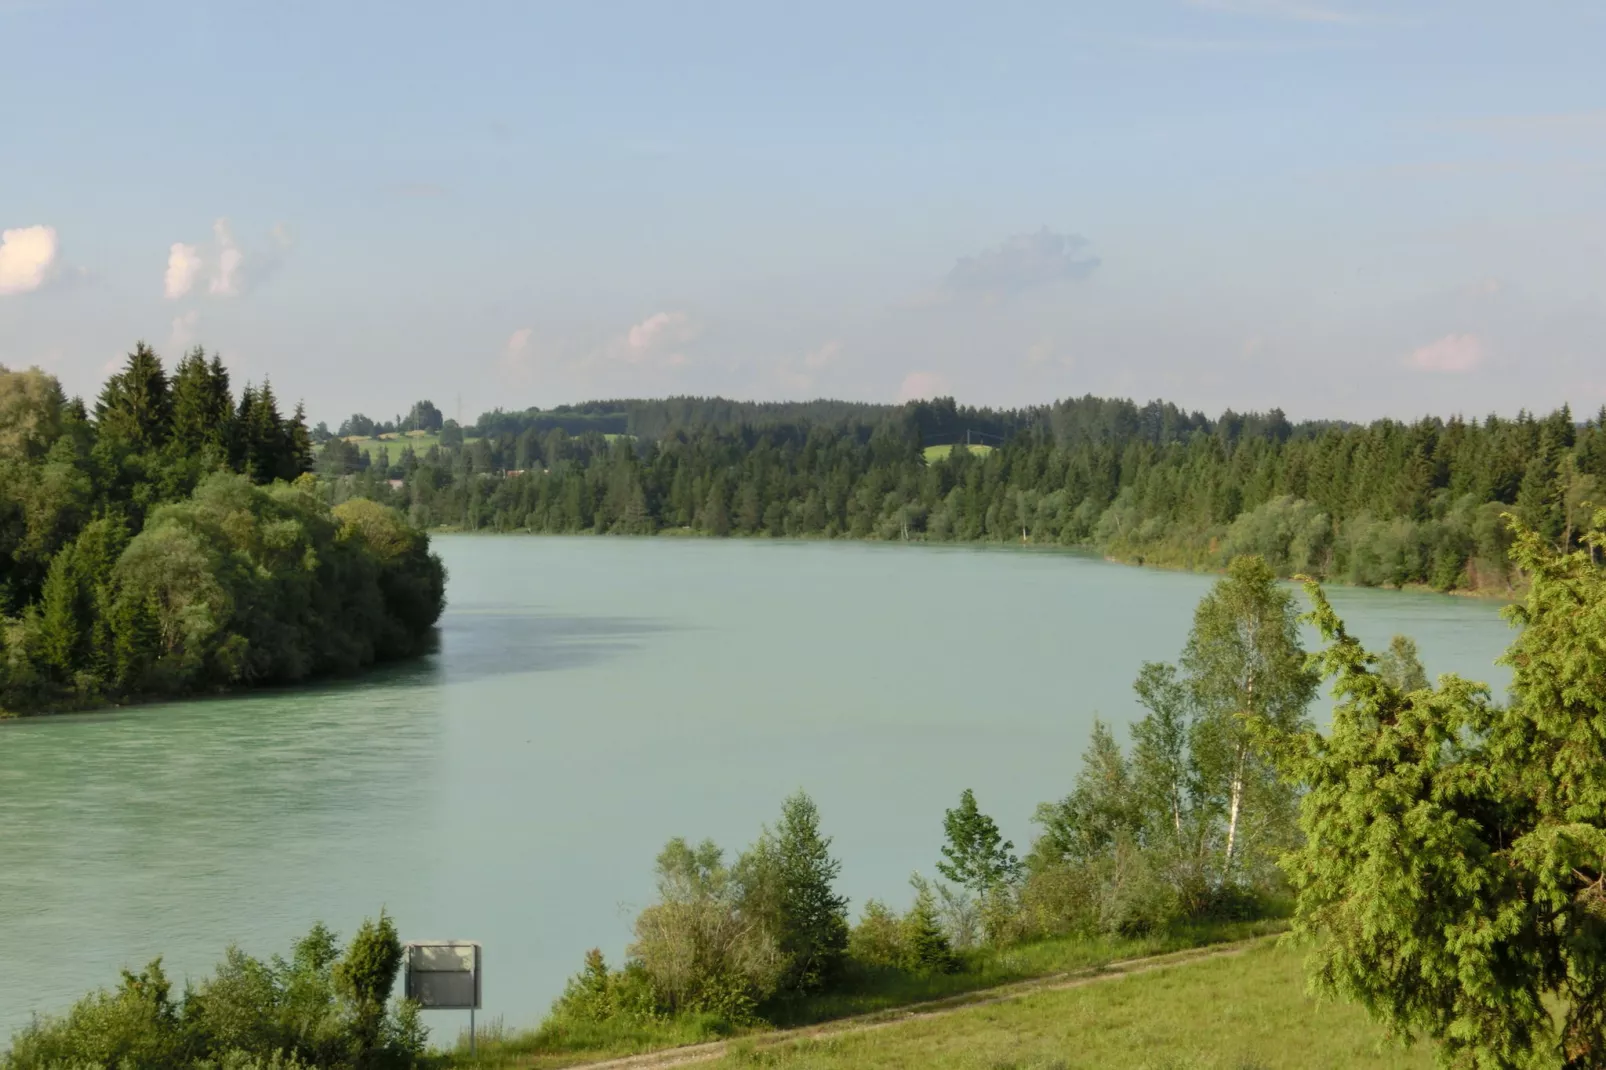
[{"x1": 423, "y1": 525, "x2": 1523, "y2": 602}]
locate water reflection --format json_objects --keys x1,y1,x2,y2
[{"x1": 438, "y1": 610, "x2": 675, "y2": 683}]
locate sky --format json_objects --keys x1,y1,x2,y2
[{"x1": 2, "y1": 0, "x2": 1604, "y2": 427}]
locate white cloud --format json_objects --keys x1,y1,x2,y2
[
  {"x1": 1408, "y1": 333, "x2": 1484, "y2": 373},
  {"x1": 0, "y1": 225, "x2": 58, "y2": 295},
  {"x1": 168, "y1": 310, "x2": 201, "y2": 353},
  {"x1": 164, "y1": 218, "x2": 287, "y2": 300},
  {"x1": 209, "y1": 219, "x2": 244, "y2": 296},
  {"x1": 165, "y1": 242, "x2": 203, "y2": 299},
  {"x1": 626, "y1": 311, "x2": 696, "y2": 353},
  {"x1": 898, "y1": 370, "x2": 952, "y2": 402}
]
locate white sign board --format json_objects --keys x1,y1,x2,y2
[{"x1": 404, "y1": 941, "x2": 481, "y2": 1010}]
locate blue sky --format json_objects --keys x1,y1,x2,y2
[{"x1": 2, "y1": 0, "x2": 1603, "y2": 425}]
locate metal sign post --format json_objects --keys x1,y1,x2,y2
[{"x1": 403, "y1": 941, "x2": 482, "y2": 1055}]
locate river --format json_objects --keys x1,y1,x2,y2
[{"x1": 0, "y1": 537, "x2": 1516, "y2": 1042}]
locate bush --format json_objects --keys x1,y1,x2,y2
[
  {"x1": 628, "y1": 839, "x2": 781, "y2": 1018},
  {"x1": 2, "y1": 914, "x2": 422, "y2": 1070},
  {"x1": 846, "y1": 900, "x2": 905, "y2": 970}
]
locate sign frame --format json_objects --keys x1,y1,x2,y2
[{"x1": 403, "y1": 940, "x2": 482, "y2": 1012}]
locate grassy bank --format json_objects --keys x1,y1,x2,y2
[
  {"x1": 705, "y1": 940, "x2": 1428, "y2": 1070},
  {"x1": 438, "y1": 919, "x2": 1286, "y2": 1068}
]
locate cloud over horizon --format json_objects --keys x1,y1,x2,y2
[
  {"x1": 0, "y1": 225, "x2": 59, "y2": 295},
  {"x1": 944, "y1": 228, "x2": 1100, "y2": 297},
  {"x1": 1408, "y1": 332, "x2": 1485, "y2": 373}
]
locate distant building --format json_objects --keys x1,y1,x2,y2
[{"x1": 387, "y1": 479, "x2": 405, "y2": 490}]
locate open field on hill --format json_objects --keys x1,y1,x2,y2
[{"x1": 922, "y1": 443, "x2": 995, "y2": 463}]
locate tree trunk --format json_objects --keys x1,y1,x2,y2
[{"x1": 1223, "y1": 744, "x2": 1246, "y2": 881}]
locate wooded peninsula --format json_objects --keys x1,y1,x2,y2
[{"x1": 0, "y1": 346, "x2": 445, "y2": 716}]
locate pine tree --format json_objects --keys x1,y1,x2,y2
[
  {"x1": 109, "y1": 587, "x2": 160, "y2": 692},
  {"x1": 169, "y1": 347, "x2": 233, "y2": 461},
  {"x1": 37, "y1": 547, "x2": 85, "y2": 683},
  {"x1": 95, "y1": 343, "x2": 173, "y2": 450},
  {"x1": 287, "y1": 403, "x2": 314, "y2": 477},
  {"x1": 901, "y1": 876, "x2": 958, "y2": 975}
]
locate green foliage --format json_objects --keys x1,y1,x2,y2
[
  {"x1": 937, "y1": 789, "x2": 1021, "y2": 896},
  {"x1": 845, "y1": 901, "x2": 906, "y2": 971},
  {"x1": 1375, "y1": 635, "x2": 1429, "y2": 693},
  {"x1": 0, "y1": 347, "x2": 440, "y2": 714},
  {"x1": 901, "y1": 877, "x2": 960, "y2": 976},
  {"x1": 361, "y1": 393, "x2": 1606, "y2": 597},
  {"x1": 2, "y1": 914, "x2": 424, "y2": 1070},
  {"x1": 738, "y1": 792, "x2": 851, "y2": 997},
  {"x1": 1181, "y1": 556, "x2": 1316, "y2": 884},
  {"x1": 1277, "y1": 513, "x2": 1606, "y2": 1069},
  {"x1": 629, "y1": 838, "x2": 781, "y2": 1019}
]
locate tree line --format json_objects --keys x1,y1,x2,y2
[
  {"x1": 0, "y1": 346, "x2": 446, "y2": 714},
  {"x1": 336, "y1": 391, "x2": 1605, "y2": 593}
]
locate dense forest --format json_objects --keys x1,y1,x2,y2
[
  {"x1": 0, "y1": 346, "x2": 445, "y2": 715},
  {"x1": 329, "y1": 393, "x2": 1605, "y2": 593}
]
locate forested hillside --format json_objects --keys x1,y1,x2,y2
[
  {"x1": 0, "y1": 346, "x2": 446, "y2": 715},
  {"x1": 331, "y1": 393, "x2": 1604, "y2": 594}
]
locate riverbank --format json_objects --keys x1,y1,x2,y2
[{"x1": 422, "y1": 523, "x2": 1523, "y2": 601}]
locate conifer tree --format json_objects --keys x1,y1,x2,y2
[
  {"x1": 1278, "y1": 515, "x2": 1606, "y2": 1069},
  {"x1": 901, "y1": 876, "x2": 958, "y2": 975},
  {"x1": 95, "y1": 343, "x2": 173, "y2": 451},
  {"x1": 37, "y1": 548, "x2": 84, "y2": 682}
]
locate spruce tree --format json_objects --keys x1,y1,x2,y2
[
  {"x1": 901, "y1": 876, "x2": 958, "y2": 975},
  {"x1": 169, "y1": 347, "x2": 233, "y2": 460},
  {"x1": 37, "y1": 548, "x2": 85, "y2": 683},
  {"x1": 95, "y1": 343, "x2": 173, "y2": 451}
]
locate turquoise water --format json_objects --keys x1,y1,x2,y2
[{"x1": 0, "y1": 538, "x2": 1515, "y2": 1041}]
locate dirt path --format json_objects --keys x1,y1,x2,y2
[{"x1": 568, "y1": 936, "x2": 1271, "y2": 1070}]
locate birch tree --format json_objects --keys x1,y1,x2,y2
[{"x1": 1181, "y1": 555, "x2": 1316, "y2": 882}]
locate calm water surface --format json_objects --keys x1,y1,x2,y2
[{"x1": 0, "y1": 538, "x2": 1515, "y2": 1040}]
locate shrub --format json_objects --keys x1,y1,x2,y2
[
  {"x1": 2, "y1": 914, "x2": 422, "y2": 1070},
  {"x1": 846, "y1": 900, "x2": 905, "y2": 970}
]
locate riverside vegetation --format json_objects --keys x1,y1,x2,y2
[
  {"x1": 10, "y1": 514, "x2": 1606, "y2": 1068},
  {"x1": 0, "y1": 347, "x2": 445, "y2": 715},
  {"x1": 320, "y1": 394, "x2": 1606, "y2": 595}
]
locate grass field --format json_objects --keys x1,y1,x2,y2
[
  {"x1": 340, "y1": 430, "x2": 476, "y2": 461},
  {"x1": 438, "y1": 921, "x2": 1287, "y2": 1068},
  {"x1": 923, "y1": 443, "x2": 995, "y2": 463},
  {"x1": 706, "y1": 942, "x2": 1431, "y2": 1070}
]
